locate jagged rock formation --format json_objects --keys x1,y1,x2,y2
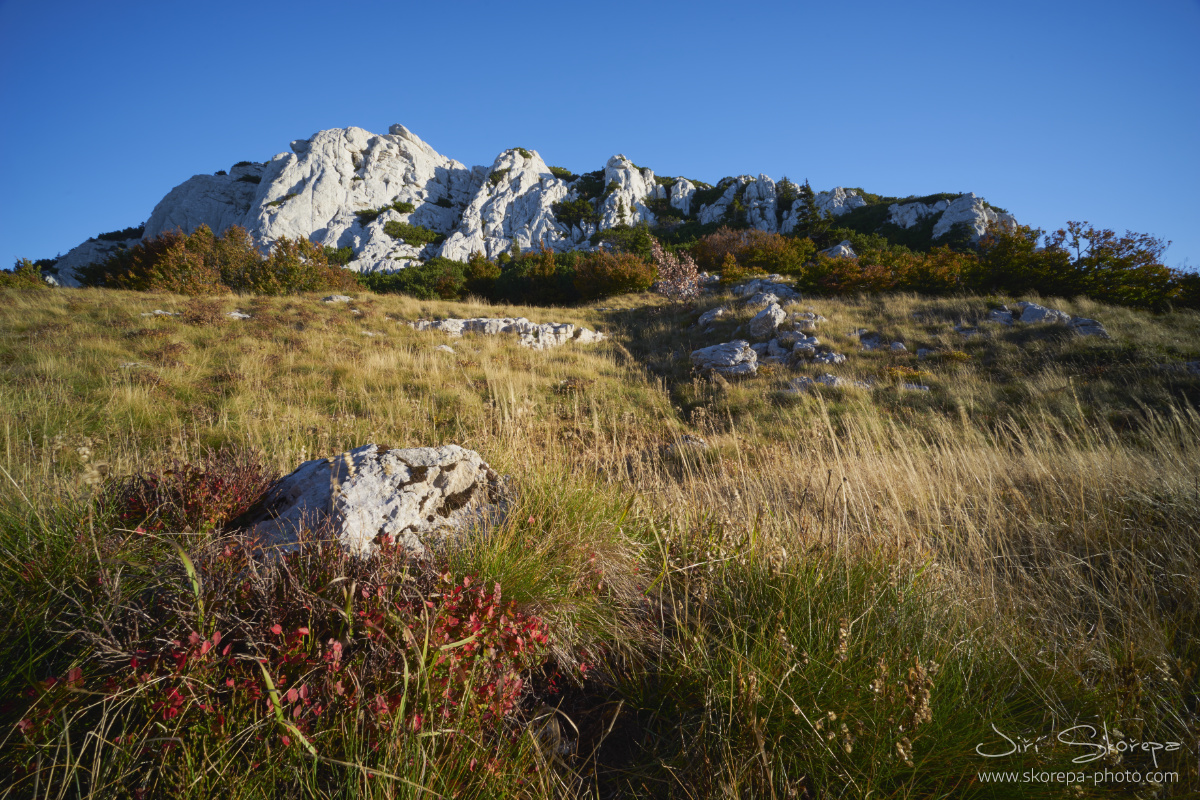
[
  {"x1": 887, "y1": 193, "x2": 1016, "y2": 242},
  {"x1": 47, "y1": 124, "x2": 1017, "y2": 286}
]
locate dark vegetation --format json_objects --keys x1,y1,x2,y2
[{"x1": 75, "y1": 225, "x2": 357, "y2": 296}]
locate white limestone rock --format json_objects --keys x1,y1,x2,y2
[
  {"x1": 986, "y1": 307, "x2": 1014, "y2": 325},
  {"x1": 698, "y1": 178, "x2": 745, "y2": 225},
  {"x1": 748, "y1": 303, "x2": 786, "y2": 339},
  {"x1": 1015, "y1": 301, "x2": 1072, "y2": 325},
  {"x1": 1067, "y1": 317, "x2": 1109, "y2": 338},
  {"x1": 410, "y1": 316, "x2": 605, "y2": 350},
  {"x1": 47, "y1": 235, "x2": 146, "y2": 287},
  {"x1": 440, "y1": 147, "x2": 578, "y2": 261},
  {"x1": 249, "y1": 444, "x2": 503, "y2": 557},
  {"x1": 597, "y1": 155, "x2": 658, "y2": 229},
  {"x1": 787, "y1": 373, "x2": 871, "y2": 393},
  {"x1": 742, "y1": 174, "x2": 778, "y2": 233},
  {"x1": 697, "y1": 306, "x2": 728, "y2": 327},
  {"x1": 887, "y1": 193, "x2": 1016, "y2": 243},
  {"x1": 670, "y1": 178, "x2": 696, "y2": 217},
  {"x1": 820, "y1": 240, "x2": 857, "y2": 259},
  {"x1": 691, "y1": 340, "x2": 758, "y2": 378},
  {"x1": 323, "y1": 294, "x2": 353, "y2": 303},
  {"x1": 814, "y1": 187, "x2": 867, "y2": 218},
  {"x1": 813, "y1": 351, "x2": 847, "y2": 366}
]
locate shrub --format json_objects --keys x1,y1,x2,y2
[
  {"x1": 358, "y1": 257, "x2": 467, "y2": 300},
  {"x1": 101, "y1": 447, "x2": 276, "y2": 534},
  {"x1": 234, "y1": 236, "x2": 356, "y2": 296},
  {"x1": 465, "y1": 251, "x2": 501, "y2": 297},
  {"x1": 323, "y1": 246, "x2": 354, "y2": 266},
  {"x1": 95, "y1": 225, "x2": 145, "y2": 242},
  {"x1": 232, "y1": 160, "x2": 254, "y2": 168},
  {"x1": 236, "y1": 174, "x2": 261, "y2": 184},
  {"x1": 572, "y1": 171, "x2": 606, "y2": 202},
  {"x1": 515, "y1": 147, "x2": 532, "y2": 158},
  {"x1": 215, "y1": 170, "x2": 227, "y2": 176},
  {"x1": 382, "y1": 221, "x2": 444, "y2": 247},
  {"x1": 551, "y1": 197, "x2": 599, "y2": 229},
  {"x1": 548, "y1": 166, "x2": 576, "y2": 181},
  {"x1": 591, "y1": 222, "x2": 654, "y2": 260},
  {"x1": 572, "y1": 250, "x2": 656, "y2": 300},
  {"x1": 433, "y1": 197, "x2": 454, "y2": 208},
  {"x1": 0, "y1": 258, "x2": 49, "y2": 289},
  {"x1": 489, "y1": 168, "x2": 510, "y2": 187},
  {"x1": 492, "y1": 244, "x2": 579, "y2": 306},
  {"x1": 266, "y1": 193, "x2": 298, "y2": 208},
  {"x1": 650, "y1": 238, "x2": 700, "y2": 302}
]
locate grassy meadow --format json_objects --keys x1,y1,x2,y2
[{"x1": 1, "y1": 284, "x2": 1198, "y2": 798}]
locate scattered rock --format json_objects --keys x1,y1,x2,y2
[
  {"x1": 691, "y1": 340, "x2": 758, "y2": 378},
  {"x1": 819, "y1": 240, "x2": 857, "y2": 259},
  {"x1": 697, "y1": 306, "x2": 728, "y2": 327},
  {"x1": 140, "y1": 310, "x2": 178, "y2": 317},
  {"x1": 731, "y1": 278, "x2": 800, "y2": 303},
  {"x1": 891, "y1": 341, "x2": 908, "y2": 352},
  {"x1": 748, "y1": 303, "x2": 786, "y2": 339},
  {"x1": 1067, "y1": 318, "x2": 1109, "y2": 338},
  {"x1": 902, "y1": 383, "x2": 931, "y2": 392},
  {"x1": 917, "y1": 348, "x2": 934, "y2": 360},
  {"x1": 323, "y1": 295, "x2": 353, "y2": 304},
  {"x1": 954, "y1": 324, "x2": 980, "y2": 338},
  {"x1": 249, "y1": 444, "x2": 504, "y2": 558},
  {"x1": 1015, "y1": 301, "x2": 1071, "y2": 325},
  {"x1": 666, "y1": 434, "x2": 709, "y2": 458},
  {"x1": 361, "y1": 330, "x2": 385, "y2": 337},
  {"x1": 812, "y1": 351, "x2": 847, "y2": 366},
  {"x1": 227, "y1": 311, "x2": 251, "y2": 320},
  {"x1": 410, "y1": 317, "x2": 605, "y2": 350},
  {"x1": 746, "y1": 291, "x2": 781, "y2": 308},
  {"x1": 787, "y1": 373, "x2": 871, "y2": 392},
  {"x1": 986, "y1": 306, "x2": 1014, "y2": 325},
  {"x1": 433, "y1": 344, "x2": 456, "y2": 354}
]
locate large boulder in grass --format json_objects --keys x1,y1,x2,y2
[{"x1": 249, "y1": 444, "x2": 504, "y2": 557}]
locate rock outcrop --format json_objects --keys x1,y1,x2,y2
[
  {"x1": 249, "y1": 444, "x2": 503, "y2": 557},
  {"x1": 887, "y1": 193, "x2": 1016, "y2": 243},
  {"x1": 409, "y1": 316, "x2": 606, "y2": 350},
  {"x1": 691, "y1": 340, "x2": 758, "y2": 378},
  {"x1": 45, "y1": 124, "x2": 1017, "y2": 286}
]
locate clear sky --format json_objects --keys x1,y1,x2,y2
[{"x1": 2, "y1": 0, "x2": 1197, "y2": 270}]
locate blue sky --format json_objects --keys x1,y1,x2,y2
[{"x1": 2, "y1": 0, "x2": 1197, "y2": 270}]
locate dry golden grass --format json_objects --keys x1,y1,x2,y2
[{"x1": 1, "y1": 285, "x2": 1199, "y2": 797}]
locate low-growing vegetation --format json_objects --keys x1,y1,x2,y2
[
  {"x1": 0, "y1": 284, "x2": 1197, "y2": 797},
  {"x1": 76, "y1": 225, "x2": 356, "y2": 296}
]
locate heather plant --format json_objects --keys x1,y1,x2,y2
[{"x1": 100, "y1": 446, "x2": 276, "y2": 534}]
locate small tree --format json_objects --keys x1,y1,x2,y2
[{"x1": 650, "y1": 238, "x2": 700, "y2": 302}]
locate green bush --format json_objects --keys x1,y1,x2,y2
[
  {"x1": 77, "y1": 225, "x2": 354, "y2": 297},
  {"x1": 95, "y1": 225, "x2": 145, "y2": 242},
  {"x1": 590, "y1": 223, "x2": 655, "y2": 261},
  {"x1": 514, "y1": 148, "x2": 532, "y2": 159},
  {"x1": 548, "y1": 166, "x2": 576, "y2": 181},
  {"x1": 323, "y1": 246, "x2": 355, "y2": 266},
  {"x1": 572, "y1": 250, "x2": 656, "y2": 300},
  {"x1": 572, "y1": 171, "x2": 606, "y2": 202},
  {"x1": 232, "y1": 160, "x2": 254, "y2": 168},
  {"x1": 357, "y1": 257, "x2": 467, "y2": 300},
  {"x1": 551, "y1": 197, "x2": 599, "y2": 229},
  {"x1": 236, "y1": 174, "x2": 261, "y2": 184},
  {"x1": 489, "y1": 168, "x2": 510, "y2": 187},
  {"x1": 0, "y1": 259, "x2": 49, "y2": 289},
  {"x1": 265, "y1": 193, "x2": 297, "y2": 208},
  {"x1": 492, "y1": 245, "x2": 579, "y2": 306},
  {"x1": 382, "y1": 221, "x2": 444, "y2": 247}
]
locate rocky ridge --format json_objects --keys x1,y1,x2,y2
[{"x1": 48, "y1": 124, "x2": 1016, "y2": 286}]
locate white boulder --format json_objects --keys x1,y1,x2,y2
[
  {"x1": 249, "y1": 444, "x2": 503, "y2": 557},
  {"x1": 691, "y1": 340, "x2": 758, "y2": 378},
  {"x1": 748, "y1": 303, "x2": 786, "y2": 339}
]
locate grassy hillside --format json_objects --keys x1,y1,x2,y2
[{"x1": 1, "y1": 285, "x2": 1199, "y2": 798}]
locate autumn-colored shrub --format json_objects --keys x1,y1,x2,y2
[
  {"x1": 573, "y1": 250, "x2": 656, "y2": 300},
  {"x1": 650, "y1": 238, "x2": 700, "y2": 301},
  {"x1": 0, "y1": 259, "x2": 49, "y2": 289}
]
